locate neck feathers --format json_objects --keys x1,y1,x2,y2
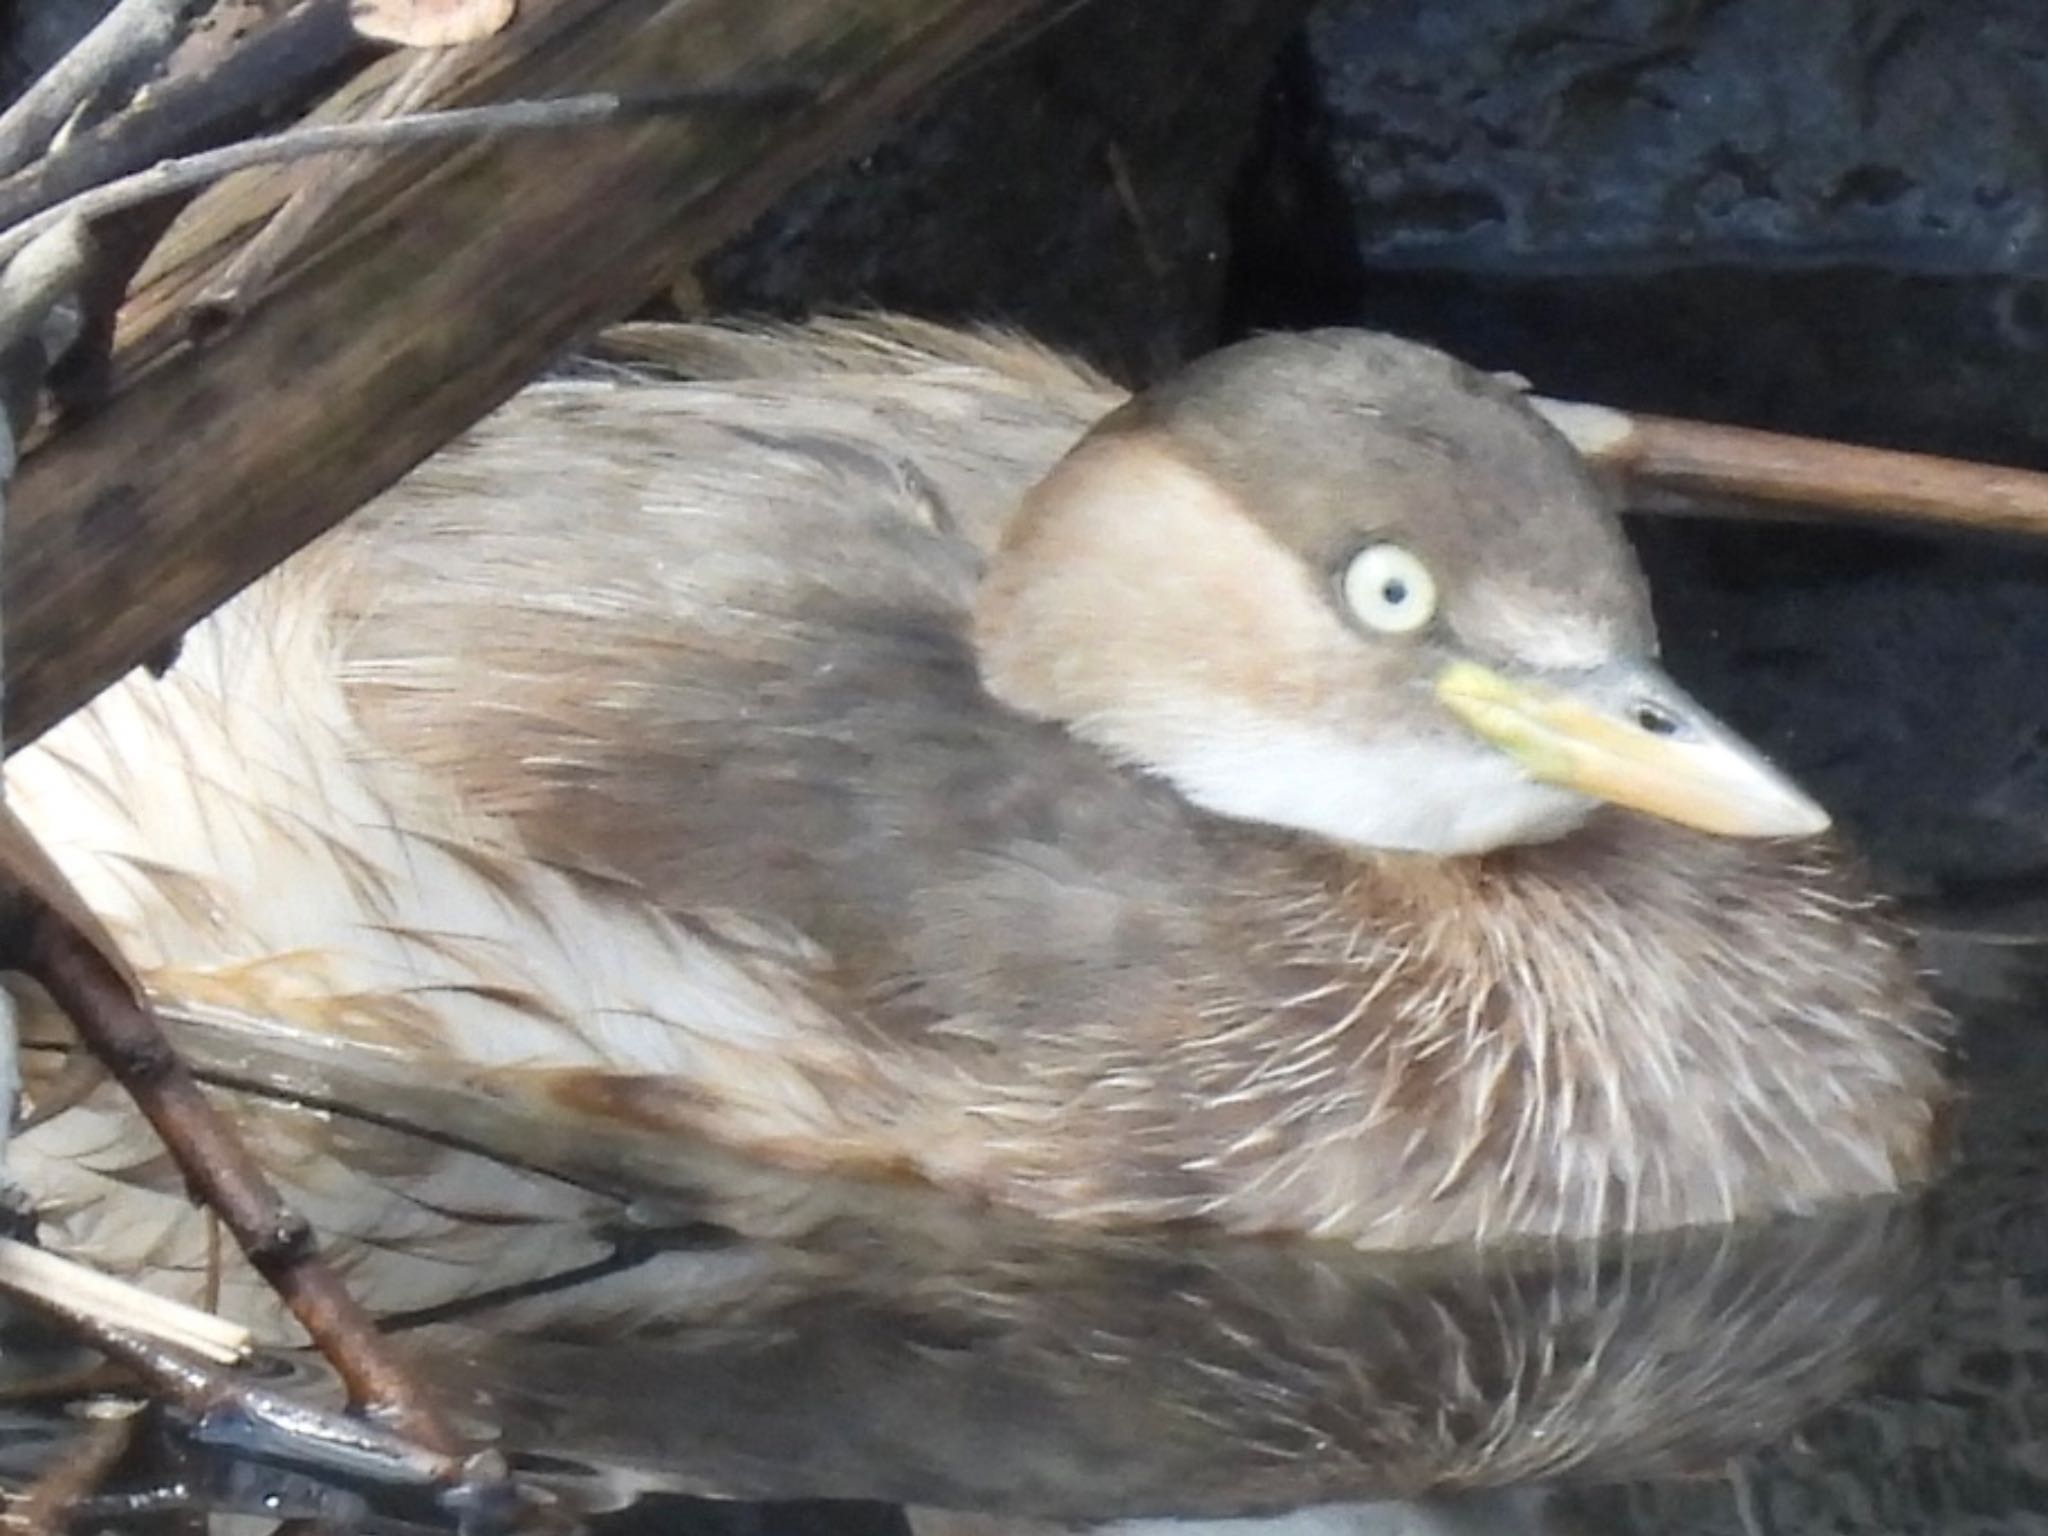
[{"x1": 1150, "y1": 822, "x2": 1948, "y2": 1246}]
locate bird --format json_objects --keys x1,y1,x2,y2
[{"x1": 0, "y1": 315, "x2": 1951, "y2": 1338}]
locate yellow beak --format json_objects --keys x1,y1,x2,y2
[{"x1": 1435, "y1": 659, "x2": 1830, "y2": 839}]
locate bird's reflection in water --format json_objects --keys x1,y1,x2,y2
[
  {"x1": 0, "y1": 1043, "x2": 1939, "y2": 1534},
  {"x1": 401, "y1": 1124, "x2": 1932, "y2": 1529},
  {"x1": 1553, "y1": 963, "x2": 2048, "y2": 1536}
]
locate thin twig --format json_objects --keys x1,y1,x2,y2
[
  {"x1": 203, "y1": 1212, "x2": 224, "y2": 1315},
  {"x1": 0, "y1": 88, "x2": 802, "y2": 266},
  {"x1": 1, "y1": 0, "x2": 349, "y2": 417},
  {"x1": 191, "y1": 49, "x2": 459, "y2": 320},
  {"x1": 2, "y1": 1397, "x2": 141, "y2": 1536},
  {"x1": 0, "y1": 0, "x2": 184, "y2": 181},
  {"x1": 0, "y1": 218, "x2": 88, "y2": 358},
  {"x1": 0, "y1": 0, "x2": 365, "y2": 235},
  {"x1": 1534, "y1": 396, "x2": 2048, "y2": 539},
  {"x1": 0, "y1": 805, "x2": 464, "y2": 1465}
]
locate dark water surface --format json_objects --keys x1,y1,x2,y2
[{"x1": 0, "y1": 937, "x2": 2037, "y2": 1536}]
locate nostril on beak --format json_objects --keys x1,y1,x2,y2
[{"x1": 1632, "y1": 701, "x2": 1682, "y2": 738}]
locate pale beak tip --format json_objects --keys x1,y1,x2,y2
[
  {"x1": 1759, "y1": 794, "x2": 1832, "y2": 841},
  {"x1": 1721, "y1": 752, "x2": 1834, "y2": 841},
  {"x1": 1761, "y1": 794, "x2": 1826, "y2": 843}
]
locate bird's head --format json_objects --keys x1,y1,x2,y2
[{"x1": 974, "y1": 329, "x2": 1827, "y2": 856}]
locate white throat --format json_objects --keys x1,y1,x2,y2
[{"x1": 1149, "y1": 714, "x2": 1592, "y2": 856}]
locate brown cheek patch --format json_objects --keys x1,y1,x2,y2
[{"x1": 977, "y1": 435, "x2": 1358, "y2": 726}]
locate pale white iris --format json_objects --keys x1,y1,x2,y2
[{"x1": 1341, "y1": 543, "x2": 1436, "y2": 634}]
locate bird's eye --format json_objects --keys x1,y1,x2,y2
[{"x1": 1340, "y1": 543, "x2": 1437, "y2": 635}]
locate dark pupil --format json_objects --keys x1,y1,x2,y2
[{"x1": 1381, "y1": 578, "x2": 1408, "y2": 606}]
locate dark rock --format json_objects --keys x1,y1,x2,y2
[
  {"x1": 0, "y1": 0, "x2": 111, "y2": 108},
  {"x1": 1638, "y1": 521, "x2": 2048, "y2": 895},
  {"x1": 1296, "y1": 0, "x2": 2048, "y2": 276},
  {"x1": 698, "y1": 0, "x2": 1316, "y2": 384}
]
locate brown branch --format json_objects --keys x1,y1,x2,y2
[
  {"x1": 0, "y1": 806, "x2": 464, "y2": 1466},
  {"x1": 0, "y1": 1363, "x2": 140, "y2": 1407},
  {"x1": 0, "y1": 220, "x2": 89, "y2": 742},
  {"x1": 1535, "y1": 396, "x2": 2048, "y2": 539},
  {"x1": 4, "y1": 0, "x2": 1054, "y2": 752}
]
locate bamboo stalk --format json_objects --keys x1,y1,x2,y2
[{"x1": 0, "y1": 1238, "x2": 250, "y2": 1363}]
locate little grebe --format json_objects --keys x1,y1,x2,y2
[{"x1": 4, "y1": 319, "x2": 1950, "y2": 1314}]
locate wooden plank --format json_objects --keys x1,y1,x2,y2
[{"x1": 3, "y1": 0, "x2": 1050, "y2": 750}]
